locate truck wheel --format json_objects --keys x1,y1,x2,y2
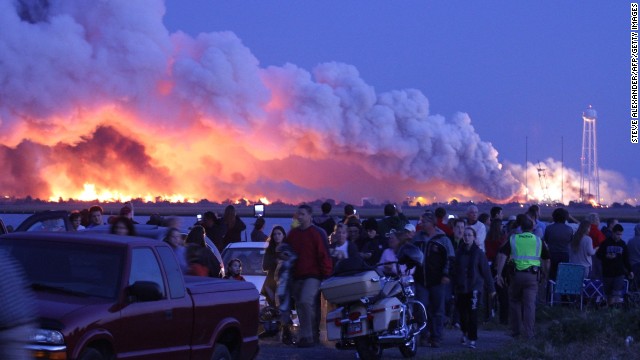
[
  {"x1": 78, "y1": 348, "x2": 103, "y2": 360},
  {"x1": 211, "y1": 344, "x2": 232, "y2": 360},
  {"x1": 355, "y1": 337, "x2": 382, "y2": 360}
]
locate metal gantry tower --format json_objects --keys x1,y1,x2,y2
[
  {"x1": 580, "y1": 105, "x2": 600, "y2": 204},
  {"x1": 537, "y1": 161, "x2": 551, "y2": 203}
]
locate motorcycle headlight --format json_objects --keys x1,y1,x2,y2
[{"x1": 30, "y1": 329, "x2": 65, "y2": 345}]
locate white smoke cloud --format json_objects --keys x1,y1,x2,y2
[
  {"x1": 0, "y1": 0, "x2": 635, "y2": 204},
  {"x1": 506, "y1": 159, "x2": 639, "y2": 205}
]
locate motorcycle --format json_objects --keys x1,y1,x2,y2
[{"x1": 320, "y1": 244, "x2": 426, "y2": 360}]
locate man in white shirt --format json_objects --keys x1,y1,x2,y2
[{"x1": 466, "y1": 205, "x2": 486, "y2": 251}]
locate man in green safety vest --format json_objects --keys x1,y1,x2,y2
[{"x1": 495, "y1": 216, "x2": 550, "y2": 339}]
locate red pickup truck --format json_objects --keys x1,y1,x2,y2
[{"x1": 0, "y1": 231, "x2": 259, "y2": 360}]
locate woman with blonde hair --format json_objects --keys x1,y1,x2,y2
[
  {"x1": 569, "y1": 220, "x2": 596, "y2": 279},
  {"x1": 328, "y1": 223, "x2": 359, "y2": 266},
  {"x1": 378, "y1": 229, "x2": 412, "y2": 276}
]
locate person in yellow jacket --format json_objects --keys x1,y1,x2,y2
[{"x1": 495, "y1": 216, "x2": 550, "y2": 339}]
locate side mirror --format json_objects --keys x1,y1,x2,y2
[{"x1": 127, "y1": 281, "x2": 163, "y2": 302}]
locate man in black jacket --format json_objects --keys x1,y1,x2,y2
[{"x1": 412, "y1": 210, "x2": 455, "y2": 348}]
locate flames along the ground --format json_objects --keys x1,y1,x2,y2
[{"x1": 2, "y1": 107, "x2": 635, "y2": 206}]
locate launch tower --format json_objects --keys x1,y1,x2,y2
[{"x1": 580, "y1": 105, "x2": 600, "y2": 204}]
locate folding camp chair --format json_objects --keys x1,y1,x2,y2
[
  {"x1": 625, "y1": 276, "x2": 640, "y2": 308},
  {"x1": 548, "y1": 263, "x2": 585, "y2": 310},
  {"x1": 583, "y1": 278, "x2": 606, "y2": 308},
  {"x1": 583, "y1": 278, "x2": 631, "y2": 308}
]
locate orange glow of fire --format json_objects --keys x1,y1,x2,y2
[
  {"x1": 17, "y1": 101, "x2": 594, "y2": 206},
  {"x1": 32, "y1": 104, "x2": 284, "y2": 204},
  {"x1": 404, "y1": 179, "x2": 504, "y2": 206},
  {"x1": 48, "y1": 183, "x2": 197, "y2": 203}
]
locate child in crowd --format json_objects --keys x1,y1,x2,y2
[
  {"x1": 453, "y1": 227, "x2": 495, "y2": 349},
  {"x1": 224, "y1": 258, "x2": 246, "y2": 281}
]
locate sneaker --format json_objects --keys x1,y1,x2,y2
[
  {"x1": 468, "y1": 341, "x2": 476, "y2": 349},
  {"x1": 461, "y1": 335, "x2": 468, "y2": 346}
]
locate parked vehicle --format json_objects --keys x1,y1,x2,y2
[
  {"x1": 221, "y1": 241, "x2": 269, "y2": 308},
  {"x1": 13, "y1": 211, "x2": 226, "y2": 275},
  {"x1": 320, "y1": 246, "x2": 426, "y2": 360},
  {"x1": 14, "y1": 210, "x2": 72, "y2": 232},
  {"x1": 0, "y1": 231, "x2": 260, "y2": 360},
  {"x1": 0, "y1": 217, "x2": 7, "y2": 234}
]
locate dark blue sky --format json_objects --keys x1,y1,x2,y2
[{"x1": 163, "y1": 1, "x2": 637, "y2": 198}]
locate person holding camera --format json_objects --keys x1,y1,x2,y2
[
  {"x1": 378, "y1": 203, "x2": 408, "y2": 243},
  {"x1": 251, "y1": 217, "x2": 268, "y2": 242},
  {"x1": 495, "y1": 216, "x2": 550, "y2": 339}
]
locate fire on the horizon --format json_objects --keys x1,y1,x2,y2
[{"x1": 0, "y1": 0, "x2": 636, "y2": 206}]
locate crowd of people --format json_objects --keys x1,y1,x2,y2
[
  {"x1": 65, "y1": 203, "x2": 249, "y2": 282},
  {"x1": 61, "y1": 201, "x2": 640, "y2": 350},
  {"x1": 252, "y1": 202, "x2": 638, "y2": 351}
]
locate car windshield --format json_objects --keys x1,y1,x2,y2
[
  {"x1": 221, "y1": 247, "x2": 266, "y2": 276},
  {"x1": 26, "y1": 217, "x2": 66, "y2": 232},
  {"x1": 0, "y1": 238, "x2": 124, "y2": 299}
]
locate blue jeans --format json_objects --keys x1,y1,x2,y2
[{"x1": 416, "y1": 283, "x2": 446, "y2": 341}]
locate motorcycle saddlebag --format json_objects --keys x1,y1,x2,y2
[
  {"x1": 320, "y1": 270, "x2": 382, "y2": 304},
  {"x1": 370, "y1": 296, "x2": 403, "y2": 332},
  {"x1": 325, "y1": 305, "x2": 369, "y2": 340}
]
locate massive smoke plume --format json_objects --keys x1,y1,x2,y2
[{"x1": 0, "y1": 0, "x2": 635, "y2": 204}]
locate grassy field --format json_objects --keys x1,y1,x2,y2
[{"x1": 436, "y1": 305, "x2": 640, "y2": 360}]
